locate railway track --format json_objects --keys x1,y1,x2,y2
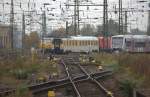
[
  {"x1": 0, "y1": 54, "x2": 113, "y2": 97},
  {"x1": 61, "y1": 56, "x2": 114, "y2": 97},
  {"x1": 0, "y1": 71, "x2": 112, "y2": 96}
]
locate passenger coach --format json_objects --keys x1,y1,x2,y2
[
  {"x1": 112, "y1": 35, "x2": 150, "y2": 53},
  {"x1": 62, "y1": 36, "x2": 99, "y2": 53},
  {"x1": 40, "y1": 36, "x2": 99, "y2": 53}
]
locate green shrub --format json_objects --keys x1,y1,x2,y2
[
  {"x1": 15, "y1": 84, "x2": 32, "y2": 97},
  {"x1": 119, "y1": 79, "x2": 136, "y2": 97},
  {"x1": 13, "y1": 69, "x2": 28, "y2": 80}
]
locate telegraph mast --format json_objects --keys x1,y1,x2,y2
[
  {"x1": 103, "y1": 0, "x2": 108, "y2": 37},
  {"x1": 119, "y1": 0, "x2": 123, "y2": 34},
  {"x1": 147, "y1": 3, "x2": 150, "y2": 35},
  {"x1": 10, "y1": 0, "x2": 14, "y2": 49},
  {"x1": 22, "y1": 12, "x2": 25, "y2": 51}
]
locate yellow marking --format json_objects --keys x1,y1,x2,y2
[{"x1": 48, "y1": 91, "x2": 55, "y2": 97}]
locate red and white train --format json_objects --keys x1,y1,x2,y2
[{"x1": 99, "y1": 35, "x2": 150, "y2": 53}]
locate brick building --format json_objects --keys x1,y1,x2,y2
[{"x1": 0, "y1": 24, "x2": 11, "y2": 49}]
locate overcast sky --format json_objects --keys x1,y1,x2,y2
[{"x1": 0, "y1": 0, "x2": 149, "y2": 33}]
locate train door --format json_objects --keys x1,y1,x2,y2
[{"x1": 52, "y1": 38, "x2": 63, "y2": 54}]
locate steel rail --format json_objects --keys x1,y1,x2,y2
[
  {"x1": 71, "y1": 58, "x2": 114, "y2": 97},
  {"x1": 0, "y1": 71, "x2": 112, "y2": 96},
  {"x1": 61, "y1": 60, "x2": 82, "y2": 97}
]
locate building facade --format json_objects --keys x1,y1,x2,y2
[{"x1": 0, "y1": 24, "x2": 11, "y2": 49}]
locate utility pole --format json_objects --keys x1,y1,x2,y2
[
  {"x1": 66, "y1": 1, "x2": 105, "y2": 36},
  {"x1": 124, "y1": 11, "x2": 128, "y2": 34},
  {"x1": 103, "y1": 0, "x2": 108, "y2": 49},
  {"x1": 10, "y1": 0, "x2": 14, "y2": 49},
  {"x1": 147, "y1": 3, "x2": 150, "y2": 35},
  {"x1": 66, "y1": 21, "x2": 69, "y2": 36},
  {"x1": 77, "y1": 0, "x2": 80, "y2": 35},
  {"x1": 41, "y1": 11, "x2": 47, "y2": 54},
  {"x1": 119, "y1": 0, "x2": 123, "y2": 34},
  {"x1": 22, "y1": 12, "x2": 25, "y2": 52},
  {"x1": 103, "y1": 0, "x2": 108, "y2": 37},
  {"x1": 42, "y1": 11, "x2": 47, "y2": 36},
  {"x1": 74, "y1": 0, "x2": 77, "y2": 35}
]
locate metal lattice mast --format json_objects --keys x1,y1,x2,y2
[
  {"x1": 66, "y1": 21, "x2": 69, "y2": 36},
  {"x1": 119, "y1": 0, "x2": 123, "y2": 34},
  {"x1": 147, "y1": 3, "x2": 150, "y2": 35},
  {"x1": 74, "y1": 0, "x2": 77, "y2": 35},
  {"x1": 22, "y1": 12, "x2": 25, "y2": 50},
  {"x1": 42, "y1": 11, "x2": 47, "y2": 36},
  {"x1": 77, "y1": 0, "x2": 80, "y2": 35},
  {"x1": 103, "y1": 0, "x2": 108, "y2": 37},
  {"x1": 103, "y1": 0, "x2": 108, "y2": 49},
  {"x1": 124, "y1": 11, "x2": 128, "y2": 34},
  {"x1": 10, "y1": 0, "x2": 14, "y2": 49},
  {"x1": 41, "y1": 11, "x2": 47, "y2": 54}
]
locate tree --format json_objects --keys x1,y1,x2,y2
[
  {"x1": 97, "y1": 19, "x2": 120, "y2": 36},
  {"x1": 24, "y1": 31, "x2": 40, "y2": 49},
  {"x1": 131, "y1": 28, "x2": 146, "y2": 35},
  {"x1": 80, "y1": 24, "x2": 96, "y2": 36},
  {"x1": 50, "y1": 27, "x2": 66, "y2": 37}
]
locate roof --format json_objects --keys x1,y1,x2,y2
[
  {"x1": 67, "y1": 35, "x2": 98, "y2": 40},
  {"x1": 43, "y1": 36, "x2": 98, "y2": 41},
  {"x1": 112, "y1": 35, "x2": 149, "y2": 39}
]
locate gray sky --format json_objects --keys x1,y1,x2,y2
[{"x1": 0, "y1": 0, "x2": 149, "y2": 33}]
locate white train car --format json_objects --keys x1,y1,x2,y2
[
  {"x1": 62, "y1": 36, "x2": 99, "y2": 53},
  {"x1": 112, "y1": 35, "x2": 150, "y2": 53}
]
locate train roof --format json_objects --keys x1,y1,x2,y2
[
  {"x1": 71, "y1": 36, "x2": 98, "y2": 40},
  {"x1": 112, "y1": 35, "x2": 149, "y2": 38},
  {"x1": 43, "y1": 36, "x2": 98, "y2": 41},
  {"x1": 64, "y1": 35, "x2": 98, "y2": 40}
]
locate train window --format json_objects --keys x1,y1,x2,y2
[
  {"x1": 74, "y1": 40, "x2": 76, "y2": 46},
  {"x1": 79, "y1": 41, "x2": 80, "y2": 46},
  {"x1": 71, "y1": 40, "x2": 73, "y2": 46},
  {"x1": 63, "y1": 41, "x2": 65, "y2": 46},
  {"x1": 75, "y1": 40, "x2": 77, "y2": 46},
  {"x1": 65, "y1": 40, "x2": 67, "y2": 46},
  {"x1": 80, "y1": 41, "x2": 82, "y2": 46},
  {"x1": 77, "y1": 40, "x2": 79, "y2": 46},
  {"x1": 65, "y1": 40, "x2": 66, "y2": 46},
  {"x1": 94, "y1": 41, "x2": 96, "y2": 45},
  {"x1": 72, "y1": 40, "x2": 74, "y2": 46},
  {"x1": 72, "y1": 40, "x2": 75, "y2": 46},
  {"x1": 86, "y1": 41, "x2": 88, "y2": 45},
  {"x1": 82, "y1": 41, "x2": 85, "y2": 46},
  {"x1": 84, "y1": 41, "x2": 86, "y2": 46},
  {"x1": 89, "y1": 40, "x2": 91, "y2": 45},
  {"x1": 91, "y1": 41, "x2": 93, "y2": 45},
  {"x1": 68, "y1": 40, "x2": 70, "y2": 46},
  {"x1": 67, "y1": 40, "x2": 69, "y2": 46},
  {"x1": 70, "y1": 40, "x2": 72, "y2": 46},
  {"x1": 135, "y1": 42, "x2": 146, "y2": 47}
]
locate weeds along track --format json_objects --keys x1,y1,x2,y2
[
  {"x1": 61, "y1": 55, "x2": 114, "y2": 97},
  {"x1": 0, "y1": 54, "x2": 113, "y2": 97}
]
